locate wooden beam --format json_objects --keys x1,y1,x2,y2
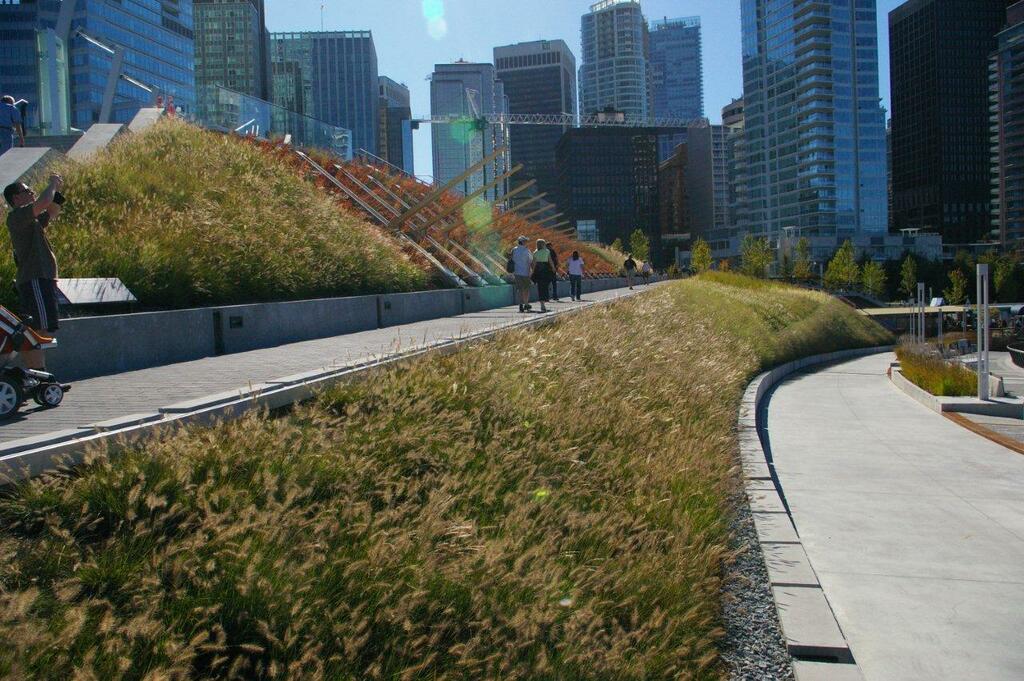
[
  {"x1": 387, "y1": 146, "x2": 507, "y2": 231},
  {"x1": 419, "y1": 163, "x2": 523, "y2": 233},
  {"x1": 534, "y1": 212, "x2": 565, "y2": 228}
]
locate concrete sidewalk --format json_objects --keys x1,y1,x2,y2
[
  {"x1": 766, "y1": 353, "x2": 1024, "y2": 681},
  {"x1": 0, "y1": 287, "x2": 642, "y2": 448}
]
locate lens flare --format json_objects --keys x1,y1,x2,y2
[
  {"x1": 422, "y1": 0, "x2": 444, "y2": 21},
  {"x1": 462, "y1": 197, "x2": 492, "y2": 234},
  {"x1": 427, "y1": 17, "x2": 448, "y2": 40},
  {"x1": 422, "y1": 0, "x2": 447, "y2": 39}
]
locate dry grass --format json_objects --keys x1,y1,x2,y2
[
  {"x1": 896, "y1": 342, "x2": 978, "y2": 397},
  {"x1": 0, "y1": 275, "x2": 891, "y2": 680},
  {"x1": 1, "y1": 120, "x2": 428, "y2": 310}
]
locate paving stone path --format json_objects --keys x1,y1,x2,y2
[
  {"x1": 767, "y1": 352, "x2": 1024, "y2": 681},
  {"x1": 0, "y1": 287, "x2": 643, "y2": 446}
]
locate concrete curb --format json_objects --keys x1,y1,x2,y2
[
  {"x1": 739, "y1": 345, "x2": 892, "y2": 678},
  {"x1": 0, "y1": 286, "x2": 658, "y2": 483},
  {"x1": 889, "y1": 367, "x2": 1024, "y2": 419}
]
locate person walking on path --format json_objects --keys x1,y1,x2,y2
[
  {"x1": 641, "y1": 260, "x2": 653, "y2": 285},
  {"x1": 532, "y1": 239, "x2": 555, "y2": 313},
  {"x1": 0, "y1": 96, "x2": 25, "y2": 157},
  {"x1": 549, "y1": 247, "x2": 561, "y2": 302},
  {"x1": 511, "y1": 236, "x2": 534, "y2": 313},
  {"x1": 4, "y1": 174, "x2": 64, "y2": 370},
  {"x1": 568, "y1": 250, "x2": 585, "y2": 301},
  {"x1": 623, "y1": 253, "x2": 637, "y2": 290}
]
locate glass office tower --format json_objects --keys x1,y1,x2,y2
[
  {"x1": 0, "y1": 0, "x2": 196, "y2": 132},
  {"x1": 740, "y1": 0, "x2": 888, "y2": 240},
  {"x1": 270, "y1": 31, "x2": 379, "y2": 155},
  {"x1": 579, "y1": 0, "x2": 650, "y2": 119},
  {"x1": 649, "y1": 16, "x2": 704, "y2": 160},
  {"x1": 430, "y1": 62, "x2": 509, "y2": 201},
  {"x1": 194, "y1": 0, "x2": 270, "y2": 118}
]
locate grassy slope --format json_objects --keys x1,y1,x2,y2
[
  {"x1": 1, "y1": 120, "x2": 427, "y2": 309},
  {"x1": 0, "y1": 275, "x2": 891, "y2": 680}
]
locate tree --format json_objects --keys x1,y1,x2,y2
[
  {"x1": 740, "y1": 234, "x2": 772, "y2": 278},
  {"x1": 944, "y1": 269, "x2": 968, "y2": 306},
  {"x1": 992, "y1": 254, "x2": 1019, "y2": 302},
  {"x1": 861, "y1": 261, "x2": 886, "y2": 300},
  {"x1": 691, "y1": 238, "x2": 712, "y2": 273},
  {"x1": 793, "y1": 237, "x2": 814, "y2": 282},
  {"x1": 609, "y1": 237, "x2": 624, "y2": 254},
  {"x1": 629, "y1": 229, "x2": 650, "y2": 262},
  {"x1": 899, "y1": 255, "x2": 918, "y2": 300},
  {"x1": 824, "y1": 240, "x2": 860, "y2": 291}
]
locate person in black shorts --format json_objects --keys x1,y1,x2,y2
[{"x1": 4, "y1": 174, "x2": 64, "y2": 370}]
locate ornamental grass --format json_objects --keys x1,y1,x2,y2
[
  {"x1": 0, "y1": 275, "x2": 891, "y2": 680},
  {"x1": 896, "y1": 342, "x2": 978, "y2": 397},
  {"x1": 1, "y1": 120, "x2": 428, "y2": 310}
]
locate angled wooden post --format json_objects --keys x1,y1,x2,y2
[
  {"x1": 387, "y1": 147, "x2": 506, "y2": 231},
  {"x1": 418, "y1": 163, "x2": 523, "y2": 233}
]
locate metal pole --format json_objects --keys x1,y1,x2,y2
[
  {"x1": 978, "y1": 264, "x2": 990, "y2": 400},
  {"x1": 921, "y1": 282, "x2": 929, "y2": 346}
]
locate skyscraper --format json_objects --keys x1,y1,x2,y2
[
  {"x1": 579, "y1": 0, "x2": 651, "y2": 120},
  {"x1": 890, "y1": 0, "x2": 1008, "y2": 244},
  {"x1": 430, "y1": 62, "x2": 509, "y2": 201},
  {"x1": 494, "y1": 40, "x2": 577, "y2": 210},
  {"x1": 991, "y1": 2, "x2": 1024, "y2": 247},
  {"x1": 649, "y1": 16, "x2": 704, "y2": 160},
  {"x1": 740, "y1": 0, "x2": 888, "y2": 241},
  {"x1": 378, "y1": 76, "x2": 414, "y2": 175},
  {"x1": 194, "y1": 0, "x2": 270, "y2": 110},
  {"x1": 0, "y1": 0, "x2": 196, "y2": 133},
  {"x1": 269, "y1": 31, "x2": 379, "y2": 154},
  {"x1": 685, "y1": 120, "x2": 730, "y2": 240}
]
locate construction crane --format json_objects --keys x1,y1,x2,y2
[{"x1": 412, "y1": 111, "x2": 697, "y2": 130}]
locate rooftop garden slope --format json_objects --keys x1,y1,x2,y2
[
  {"x1": 1, "y1": 120, "x2": 429, "y2": 310},
  {"x1": 0, "y1": 275, "x2": 891, "y2": 680}
]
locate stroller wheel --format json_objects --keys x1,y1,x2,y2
[
  {"x1": 0, "y1": 378, "x2": 22, "y2": 419},
  {"x1": 34, "y1": 383, "x2": 65, "y2": 408}
]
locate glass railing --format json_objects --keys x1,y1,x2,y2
[{"x1": 193, "y1": 85, "x2": 353, "y2": 160}]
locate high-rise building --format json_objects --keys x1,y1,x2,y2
[
  {"x1": 991, "y1": 2, "x2": 1024, "y2": 247},
  {"x1": 890, "y1": 0, "x2": 1009, "y2": 244},
  {"x1": 194, "y1": 0, "x2": 270, "y2": 112},
  {"x1": 685, "y1": 120, "x2": 730, "y2": 239},
  {"x1": 723, "y1": 98, "x2": 748, "y2": 236},
  {"x1": 0, "y1": 0, "x2": 196, "y2": 133},
  {"x1": 555, "y1": 127, "x2": 660, "y2": 260},
  {"x1": 649, "y1": 16, "x2": 703, "y2": 160},
  {"x1": 579, "y1": 0, "x2": 651, "y2": 120},
  {"x1": 269, "y1": 31, "x2": 379, "y2": 154},
  {"x1": 494, "y1": 40, "x2": 577, "y2": 212},
  {"x1": 378, "y1": 76, "x2": 414, "y2": 175},
  {"x1": 430, "y1": 62, "x2": 509, "y2": 201},
  {"x1": 740, "y1": 0, "x2": 888, "y2": 241}
]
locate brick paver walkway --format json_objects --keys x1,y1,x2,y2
[{"x1": 0, "y1": 288, "x2": 641, "y2": 445}]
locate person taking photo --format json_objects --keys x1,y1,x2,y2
[{"x1": 4, "y1": 174, "x2": 65, "y2": 370}]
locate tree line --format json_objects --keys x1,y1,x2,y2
[{"x1": 688, "y1": 236, "x2": 1020, "y2": 304}]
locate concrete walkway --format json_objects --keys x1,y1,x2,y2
[
  {"x1": 0, "y1": 287, "x2": 642, "y2": 448},
  {"x1": 766, "y1": 352, "x2": 1024, "y2": 681}
]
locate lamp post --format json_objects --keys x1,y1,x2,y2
[{"x1": 977, "y1": 265, "x2": 991, "y2": 400}]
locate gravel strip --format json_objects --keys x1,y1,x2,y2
[{"x1": 720, "y1": 491, "x2": 795, "y2": 681}]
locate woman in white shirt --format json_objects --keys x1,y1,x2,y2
[{"x1": 568, "y1": 250, "x2": 585, "y2": 301}]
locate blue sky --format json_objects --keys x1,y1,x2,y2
[{"x1": 265, "y1": 0, "x2": 905, "y2": 179}]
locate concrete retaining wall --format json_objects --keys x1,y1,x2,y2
[
  {"x1": 217, "y1": 296, "x2": 379, "y2": 354},
  {"x1": 379, "y1": 289, "x2": 463, "y2": 327}
]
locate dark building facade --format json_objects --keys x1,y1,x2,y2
[
  {"x1": 992, "y1": 2, "x2": 1024, "y2": 248},
  {"x1": 658, "y1": 144, "x2": 690, "y2": 238},
  {"x1": 494, "y1": 40, "x2": 577, "y2": 215},
  {"x1": 378, "y1": 76, "x2": 414, "y2": 175},
  {"x1": 555, "y1": 127, "x2": 661, "y2": 262},
  {"x1": 890, "y1": 0, "x2": 1010, "y2": 244}
]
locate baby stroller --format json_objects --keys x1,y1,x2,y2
[{"x1": 0, "y1": 305, "x2": 69, "y2": 420}]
